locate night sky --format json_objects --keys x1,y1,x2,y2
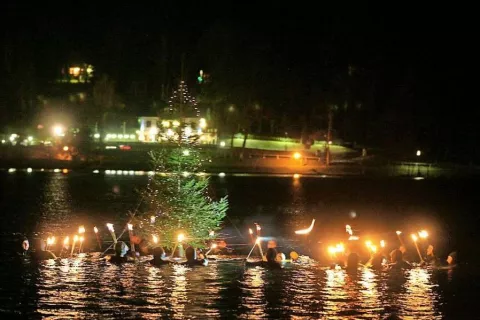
[{"x1": 0, "y1": 3, "x2": 475, "y2": 162}]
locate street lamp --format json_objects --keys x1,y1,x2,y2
[
  {"x1": 52, "y1": 125, "x2": 65, "y2": 137},
  {"x1": 416, "y1": 150, "x2": 422, "y2": 157}
]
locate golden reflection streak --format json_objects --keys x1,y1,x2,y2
[
  {"x1": 169, "y1": 264, "x2": 189, "y2": 320},
  {"x1": 400, "y1": 268, "x2": 441, "y2": 319},
  {"x1": 322, "y1": 269, "x2": 347, "y2": 317},
  {"x1": 240, "y1": 266, "x2": 267, "y2": 319},
  {"x1": 359, "y1": 268, "x2": 382, "y2": 313}
]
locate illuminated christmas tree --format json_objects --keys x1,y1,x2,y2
[
  {"x1": 167, "y1": 80, "x2": 200, "y2": 117},
  {"x1": 137, "y1": 130, "x2": 228, "y2": 248}
]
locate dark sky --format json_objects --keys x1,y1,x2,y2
[{"x1": 1, "y1": 2, "x2": 476, "y2": 160}]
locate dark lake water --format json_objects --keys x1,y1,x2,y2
[{"x1": 0, "y1": 170, "x2": 479, "y2": 319}]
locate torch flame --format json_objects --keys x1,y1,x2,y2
[
  {"x1": 396, "y1": 230, "x2": 402, "y2": 235},
  {"x1": 63, "y1": 236, "x2": 69, "y2": 245},
  {"x1": 345, "y1": 224, "x2": 353, "y2": 236},
  {"x1": 328, "y1": 246, "x2": 337, "y2": 255},
  {"x1": 371, "y1": 245, "x2": 377, "y2": 253},
  {"x1": 249, "y1": 228, "x2": 253, "y2": 235},
  {"x1": 294, "y1": 219, "x2": 316, "y2": 235},
  {"x1": 255, "y1": 224, "x2": 261, "y2": 231},
  {"x1": 418, "y1": 230, "x2": 428, "y2": 239},
  {"x1": 411, "y1": 234, "x2": 418, "y2": 242},
  {"x1": 79, "y1": 236, "x2": 84, "y2": 243},
  {"x1": 152, "y1": 235, "x2": 158, "y2": 244},
  {"x1": 380, "y1": 240, "x2": 385, "y2": 248},
  {"x1": 127, "y1": 223, "x2": 133, "y2": 231},
  {"x1": 47, "y1": 237, "x2": 53, "y2": 246},
  {"x1": 106, "y1": 223, "x2": 114, "y2": 232},
  {"x1": 177, "y1": 233, "x2": 185, "y2": 242},
  {"x1": 365, "y1": 240, "x2": 372, "y2": 248},
  {"x1": 78, "y1": 226, "x2": 85, "y2": 234},
  {"x1": 211, "y1": 243, "x2": 218, "y2": 249},
  {"x1": 94, "y1": 226, "x2": 98, "y2": 233},
  {"x1": 335, "y1": 243, "x2": 345, "y2": 253},
  {"x1": 255, "y1": 238, "x2": 261, "y2": 245},
  {"x1": 73, "y1": 235, "x2": 79, "y2": 242}
]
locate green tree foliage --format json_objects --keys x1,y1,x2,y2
[{"x1": 136, "y1": 138, "x2": 228, "y2": 248}]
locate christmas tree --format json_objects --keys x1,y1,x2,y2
[{"x1": 137, "y1": 127, "x2": 228, "y2": 248}]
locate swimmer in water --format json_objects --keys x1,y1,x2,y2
[
  {"x1": 185, "y1": 246, "x2": 208, "y2": 266},
  {"x1": 446, "y1": 251, "x2": 457, "y2": 267},
  {"x1": 109, "y1": 241, "x2": 131, "y2": 263},
  {"x1": 33, "y1": 239, "x2": 57, "y2": 261},
  {"x1": 423, "y1": 245, "x2": 438, "y2": 266},
  {"x1": 151, "y1": 247, "x2": 170, "y2": 266},
  {"x1": 22, "y1": 237, "x2": 30, "y2": 256},
  {"x1": 388, "y1": 249, "x2": 411, "y2": 270},
  {"x1": 345, "y1": 252, "x2": 360, "y2": 273}
]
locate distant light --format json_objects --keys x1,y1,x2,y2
[
  {"x1": 62, "y1": 169, "x2": 68, "y2": 174},
  {"x1": 416, "y1": 150, "x2": 422, "y2": 157},
  {"x1": 105, "y1": 146, "x2": 117, "y2": 149},
  {"x1": 129, "y1": 170, "x2": 134, "y2": 175},
  {"x1": 52, "y1": 125, "x2": 65, "y2": 137},
  {"x1": 94, "y1": 133, "x2": 100, "y2": 139},
  {"x1": 127, "y1": 224, "x2": 133, "y2": 231},
  {"x1": 396, "y1": 230, "x2": 402, "y2": 235},
  {"x1": 8, "y1": 168, "x2": 16, "y2": 173},
  {"x1": 129, "y1": 134, "x2": 136, "y2": 139},
  {"x1": 328, "y1": 141, "x2": 332, "y2": 145},
  {"x1": 93, "y1": 170, "x2": 99, "y2": 174},
  {"x1": 166, "y1": 128, "x2": 174, "y2": 136},
  {"x1": 199, "y1": 118, "x2": 207, "y2": 129},
  {"x1": 293, "y1": 173, "x2": 300, "y2": 179},
  {"x1": 150, "y1": 216, "x2": 156, "y2": 224},
  {"x1": 27, "y1": 136, "x2": 33, "y2": 142},
  {"x1": 293, "y1": 152, "x2": 301, "y2": 160},
  {"x1": 111, "y1": 134, "x2": 117, "y2": 139},
  {"x1": 220, "y1": 141, "x2": 226, "y2": 147},
  {"x1": 411, "y1": 234, "x2": 418, "y2": 242},
  {"x1": 1, "y1": 140, "x2": 5, "y2": 144},
  {"x1": 219, "y1": 172, "x2": 226, "y2": 178},
  {"x1": 414, "y1": 176, "x2": 424, "y2": 180},
  {"x1": 152, "y1": 235, "x2": 159, "y2": 244},
  {"x1": 122, "y1": 170, "x2": 128, "y2": 175},
  {"x1": 54, "y1": 169, "x2": 61, "y2": 173},
  {"x1": 118, "y1": 134, "x2": 123, "y2": 139},
  {"x1": 63, "y1": 146, "x2": 69, "y2": 151},
  {"x1": 116, "y1": 170, "x2": 122, "y2": 175},
  {"x1": 172, "y1": 120, "x2": 180, "y2": 127},
  {"x1": 9, "y1": 134, "x2": 18, "y2": 142},
  {"x1": 148, "y1": 171, "x2": 155, "y2": 176},
  {"x1": 184, "y1": 126, "x2": 192, "y2": 136},
  {"x1": 162, "y1": 121, "x2": 170, "y2": 128},
  {"x1": 380, "y1": 240, "x2": 385, "y2": 248},
  {"x1": 182, "y1": 171, "x2": 190, "y2": 177},
  {"x1": 418, "y1": 230, "x2": 429, "y2": 239},
  {"x1": 27, "y1": 168, "x2": 33, "y2": 173},
  {"x1": 177, "y1": 233, "x2": 185, "y2": 242},
  {"x1": 183, "y1": 150, "x2": 190, "y2": 156}
]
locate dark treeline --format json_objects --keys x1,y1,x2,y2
[{"x1": 0, "y1": 3, "x2": 475, "y2": 163}]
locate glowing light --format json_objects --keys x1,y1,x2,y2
[
  {"x1": 150, "y1": 216, "x2": 156, "y2": 224},
  {"x1": 328, "y1": 246, "x2": 337, "y2": 255},
  {"x1": 54, "y1": 169, "x2": 60, "y2": 173},
  {"x1": 127, "y1": 224, "x2": 133, "y2": 231},
  {"x1": 94, "y1": 133, "x2": 100, "y2": 139},
  {"x1": 182, "y1": 150, "x2": 190, "y2": 156},
  {"x1": 294, "y1": 219, "x2": 316, "y2": 235},
  {"x1": 370, "y1": 245, "x2": 377, "y2": 253},
  {"x1": 47, "y1": 237, "x2": 54, "y2": 246},
  {"x1": 62, "y1": 169, "x2": 68, "y2": 174},
  {"x1": 94, "y1": 226, "x2": 98, "y2": 233},
  {"x1": 52, "y1": 125, "x2": 65, "y2": 137},
  {"x1": 177, "y1": 233, "x2": 185, "y2": 242},
  {"x1": 365, "y1": 240, "x2": 372, "y2": 248},
  {"x1": 27, "y1": 136, "x2": 33, "y2": 142},
  {"x1": 211, "y1": 243, "x2": 218, "y2": 249},
  {"x1": 166, "y1": 128, "x2": 174, "y2": 136},
  {"x1": 111, "y1": 134, "x2": 117, "y2": 139},
  {"x1": 328, "y1": 141, "x2": 332, "y2": 145},
  {"x1": 129, "y1": 134, "x2": 136, "y2": 139},
  {"x1": 79, "y1": 236, "x2": 84, "y2": 243},
  {"x1": 411, "y1": 234, "x2": 418, "y2": 242},
  {"x1": 93, "y1": 170, "x2": 99, "y2": 174},
  {"x1": 293, "y1": 173, "x2": 300, "y2": 179},
  {"x1": 209, "y1": 230, "x2": 215, "y2": 237},
  {"x1": 249, "y1": 228, "x2": 253, "y2": 235},
  {"x1": 219, "y1": 172, "x2": 226, "y2": 177},
  {"x1": 396, "y1": 230, "x2": 402, "y2": 235},
  {"x1": 255, "y1": 238, "x2": 261, "y2": 245},
  {"x1": 73, "y1": 235, "x2": 79, "y2": 243},
  {"x1": 336, "y1": 243, "x2": 345, "y2": 253},
  {"x1": 346, "y1": 224, "x2": 353, "y2": 236},
  {"x1": 149, "y1": 127, "x2": 158, "y2": 135},
  {"x1": 348, "y1": 235, "x2": 359, "y2": 241},
  {"x1": 380, "y1": 240, "x2": 386, "y2": 248},
  {"x1": 106, "y1": 223, "x2": 114, "y2": 232},
  {"x1": 184, "y1": 126, "x2": 192, "y2": 136},
  {"x1": 8, "y1": 168, "x2": 16, "y2": 173},
  {"x1": 182, "y1": 171, "x2": 190, "y2": 177},
  {"x1": 63, "y1": 236, "x2": 69, "y2": 246},
  {"x1": 27, "y1": 168, "x2": 33, "y2": 173},
  {"x1": 78, "y1": 226, "x2": 85, "y2": 234},
  {"x1": 199, "y1": 118, "x2": 207, "y2": 129},
  {"x1": 172, "y1": 120, "x2": 180, "y2": 127},
  {"x1": 416, "y1": 150, "x2": 422, "y2": 156},
  {"x1": 1, "y1": 140, "x2": 5, "y2": 144},
  {"x1": 118, "y1": 134, "x2": 124, "y2": 139},
  {"x1": 63, "y1": 146, "x2": 69, "y2": 151},
  {"x1": 293, "y1": 152, "x2": 301, "y2": 160},
  {"x1": 220, "y1": 141, "x2": 226, "y2": 147},
  {"x1": 418, "y1": 230, "x2": 429, "y2": 239},
  {"x1": 152, "y1": 235, "x2": 159, "y2": 244},
  {"x1": 256, "y1": 224, "x2": 261, "y2": 231},
  {"x1": 162, "y1": 121, "x2": 170, "y2": 127}
]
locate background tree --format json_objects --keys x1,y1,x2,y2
[
  {"x1": 136, "y1": 132, "x2": 228, "y2": 248},
  {"x1": 93, "y1": 74, "x2": 117, "y2": 138}
]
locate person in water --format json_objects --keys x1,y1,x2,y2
[
  {"x1": 265, "y1": 240, "x2": 281, "y2": 266},
  {"x1": 185, "y1": 246, "x2": 208, "y2": 266},
  {"x1": 151, "y1": 247, "x2": 170, "y2": 265},
  {"x1": 22, "y1": 237, "x2": 30, "y2": 256},
  {"x1": 345, "y1": 252, "x2": 360, "y2": 272},
  {"x1": 367, "y1": 251, "x2": 385, "y2": 270},
  {"x1": 388, "y1": 249, "x2": 411, "y2": 270},
  {"x1": 109, "y1": 241, "x2": 131, "y2": 263},
  {"x1": 446, "y1": 251, "x2": 457, "y2": 267},
  {"x1": 423, "y1": 245, "x2": 438, "y2": 265},
  {"x1": 33, "y1": 239, "x2": 57, "y2": 261}
]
